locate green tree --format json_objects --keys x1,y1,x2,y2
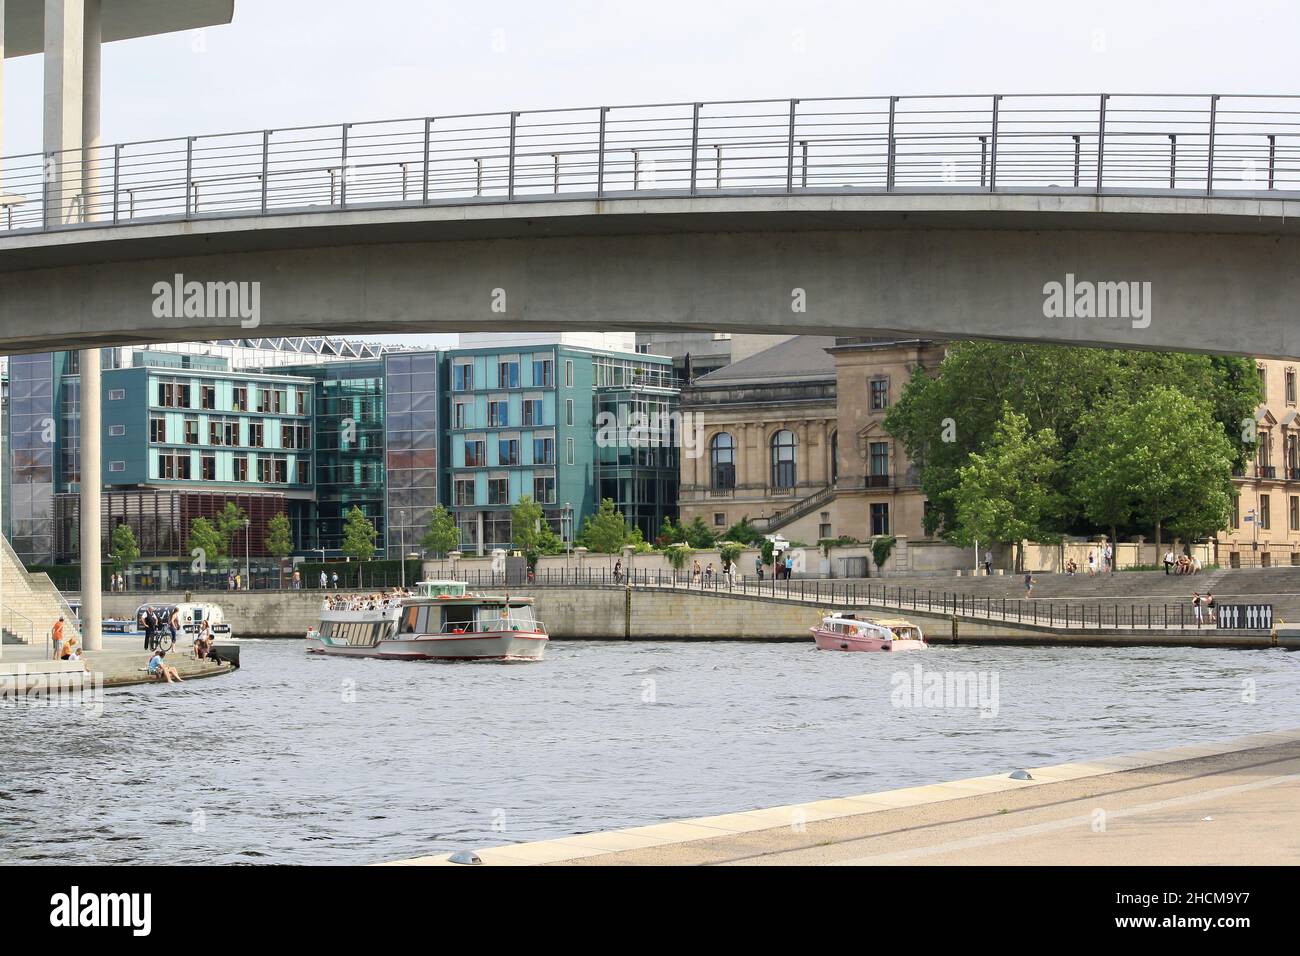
[
  {"x1": 683, "y1": 516, "x2": 717, "y2": 549},
  {"x1": 577, "y1": 498, "x2": 632, "y2": 554},
  {"x1": 719, "y1": 541, "x2": 744, "y2": 568},
  {"x1": 871, "y1": 535, "x2": 896, "y2": 571},
  {"x1": 188, "y1": 517, "x2": 225, "y2": 572},
  {"x1": 214, "y1": 502, "x2": 250, "y2": 566},
  {"x1": 886, "y1": 342, "x2": 1261, "y2": 539},
  {"x1": 1071, "y1": 387, "x2": 1235, "y2": 555},
  {"x1": 341, "y1": 506, "x2": 378, "y2": 586},
  {"x1": 421, "y1": 504, "x2": 461, "y2": 557},
  {"x1": 952, "y1": 408, "x2": 1066, "y2": 569},
  {"x1": 512, "y1": 495, "x2": 562, "y2": 568},
  {"x1": 109, "y1": 523, "x2": 141, "y2": 577},
  {"x1": 721, "y1": 517, "x2": 763, "y2": 546},
  {"x1": 265, "y1": 513, "x2": 293, "y2": 585}
]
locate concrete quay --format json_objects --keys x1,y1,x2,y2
[
  {"x1": 385, "y1": 730, "x2": 1300, "y2": 866},
  {"x1": 92, "y1": 586, "x2": 1294, "y2": 647},
  {"x1": 0, "y1": 634, "x2": 234, "y2": 689}
]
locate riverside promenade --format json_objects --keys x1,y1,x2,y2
[
  {"x1": 385, "y1": 729, "x2": 1300, "y2": 866},
  {"x1": 0, "y1": 634, "x2": 234, "y2": 689}
]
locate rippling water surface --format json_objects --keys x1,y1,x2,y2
[{"x1": 3, "y1": 639, "x2": 1298, "y2": 864}]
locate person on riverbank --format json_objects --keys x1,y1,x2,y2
[
  {"x1": 613, "y1": 559, "x2": 623, "y2": 584},
  {"x1": 784, "y1": 554, "x2": 794, "y2": 579},
  {"x1": 691, "y1": 560, "x2": 701, "y2": 586},
  {"x1": 51, "y1": 617, "x2": 66, "y2": 660},
  {"x1": 1024, "y1": 571, "x2": 1035, "y2": 598},
  {"x1": 331, "y1": 571, "x2": 339, "y2": 589},
  {"x1": 148, "y1": 649, "x2": 184, "y2": 683},
  {"x1": 1192, "y1": 592, "x2": 1203, "y2": 626},
  {"x1": 1087, "y1": 551, "x2": 1097, "y2": 576},
  {"x1": 704, "y1": 562, "x2": 715, "y2": 586},
  {"x1": 1205, "y1": 592, "x2": 1216, "y2": 625},
  {"x1": 755, "y1": 556, "x2": 764, "y2": 581},
  {"x1": 1163, "y1": 550, "x2": 1175, "y2": 574}
]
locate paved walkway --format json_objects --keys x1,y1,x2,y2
[
  {"x1": 1, "y1": 634, "x2": 234, "y2": 687},
  {"x1": 385, "y1": 729, "x2": 1300, "y2": 866}
]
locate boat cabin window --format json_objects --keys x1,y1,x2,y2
[
  {"x1": 400, "y1": 604, "x2": 438, "y2": 634},
  {"x1": 443, "y1": 605, "x2": 475, "y2": 632},
  {"x1": 415, "y1": 581, "x2": 467, "y2": 598}
]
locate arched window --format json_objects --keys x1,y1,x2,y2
[
  {"x1": 830, "y1": 430, "x2": 839, "y2": 484},
  {"x1": 771, "y1": 429, "x2": 797, "y2": 489},
  {"x1": 710, "y1": 433, "x2": 735, "y2": 490}
]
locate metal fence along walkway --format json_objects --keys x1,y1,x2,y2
[{"x1": 6, "y1": 93, "x2": 1300, "y2": 234}]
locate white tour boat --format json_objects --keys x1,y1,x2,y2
[
  {"x1": 305, "y1": 580, "x2": 547, "y2": 662},
  {"x1": 811, "y1": 612, "x2": 928, "y2": 652}
]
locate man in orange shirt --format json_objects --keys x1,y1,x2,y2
[{"x1": 52, "y1": 617, "x2": 66, "y2": 660}]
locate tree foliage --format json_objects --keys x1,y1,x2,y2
[
  {"x1": 885, "y1": 342, "x2": 1261, "y2": 540},
  {"x1": 342, "y1": 506, "x2": 378, "y2": 585},
  {"x1": 421, "y1": 505, "x2": 461, "y2": 557},
  {"x1": 265, "y1": 513, "x2": 293, "y2": 561},
  {"x1": 110, "y1": 524, "x2": 141, "y2": 575},
  {"x1": 577, "y1": 499, "x2": 635, "y2": 554}
]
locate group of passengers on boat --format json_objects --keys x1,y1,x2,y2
[{"x1": 321, "y1": 589, "x2": 411, "y2": 612}]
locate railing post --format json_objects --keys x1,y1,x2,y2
[
  {"x1": 113, "y1": 143, "x2": 122, "y2": 226},
  {"x1": 1072, "y1": 134, "x2": 1080, "y2": 187},
  {"x1": 185, "y1": 137, "x2": 194, "y2": 219},
  {"x1": 1168, "y1": 134, "x2": 1177, "y2": 189},
  {"x1": 689, "y1": 102, "x2": 700, "y2": 196},
  {"x1": 1268, "y1": 134, "x2": 1276, "y2": 189},
  {"x1": 507, "y1": 112, "x2": 518, "y2": 200},
  {"x1": 886, "y1": 95, "x2": 897, "y2": 191},
  {"x1": 422, "y1": 117, "x2": 433, "y2": 205},
  {"x1": 978, "y1": 136, "x2": 987, "y2": 187},
  {"x1": 1206, "y1": 94, "x2": 1219, "y2": 195},
  {"x1": 786, "y1": 98, "x2": 798, "y2": 192},
  {"x1": 596, "y1": 107, "x2": 608, "y2": 198},
  {"x1": 1096, "y1": 93, "x2": 1108, "y2": 192},
  {"x1": 261, "y1": 130, "x2": 270, "y2": 213},
  {"x1": 988, "y1": 95, "x2": 1001, "y2": 192},
  {"x1": 340, "y1": 124, "x2": 350, "y2": 208},
  {"x1": 800, "y1": 140, "x2": 809, "y2": 188}
]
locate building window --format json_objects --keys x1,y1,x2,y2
[
  {"x1": 566, "y1": 399, "x2": 574, "y2": 426},
  {"x1": 275, "y1": 459, "x2": 288, "y2": 484},
  {"x1": 455, "y1": 478, "x2": 475, "y2": 506},
  {"x1": 454, "y1": 363, "x2": 474, "y2": 391},
  {"x1": 184, "y1": 418, "x2": 199, "y2": 444},
  {"x1": 537, "y1": 359, "x2": 554, "y2": 388},
  {"x1": 770, "y1": 430, "x2": 797, "y2": 489},
  {"x1": 297, "y1": 391, "x2": 307, "y2": 416},
  {"x1": 871, "y1": 503, "x2": 890, "y2": 536},
  {"x1": 201, "y1": 385, "x2": 216, "y2": 410},
  {"x1": 453, "y1": 402, "x2": 470, "y2": 429},
  {"x1": 869, "y1": 442, "x2": 890, "y2": 485},
  {"x1": 710, "y1": 432, "x2": 736, "y2": 490},
  {"x1": 464, "y1": 440, "x2": 486, "y2": 468},
  {"x1": 499, "y1": 439, "x2": 519, "y2": 465},
  {"x1": 1231, "y1": 494, "x2": 1240, "y2": 530},
  {"x1": 534, "y1": 475, "x2": 556, "y2": 504},
  {"x1": 109, "y1": 424, "x2": 125, "y2": 437},
  {"x1": 1260, "y1": 494, "x2": 1271, "y2": 530},
  {"x1": 488, "y1": 477, "x2": 509, "y2": 504},
  {"x1": 1287, "y1": 369, "x2": 1298, "y2": 405},
  {"x1": 109, "y1": 460, "x2": 125, "y2": 473},
  {"x1": 108, "y1": 389, "x2": 125, "y2": 401},
  {"x1": 565, "y1": 360, "x2": 574, "y2": 387},
  {"x1": 523, "y1": 398, "x2": 543, "y2": 426},
  {"x1": 249, "y1": 422, "x2": 264, "y2": 448},
  {"x1": 714, "y1": 512, "x2": 726, "y2": 527},
  {"x1": 870, "y1": 379, "x2": 889, "y2": 411},
  {"x1": 488, "y1": 399, "x2": 509, "y2": 427},
  {"x1": 830, "y1": 431, "x2": 838, "y2": 484},
  {"x1": 201, "y1": 455, "x2": 216, "y2": 481},
  {"x1": 498, "y1": 360, "x2": 520, "y2": 389},
  {"x1": 150, "y1": 416, "x2": 166, "y2": 443},
  {"x1": 282, "y1": 424, "x2": 296, "y2": 448},
  {"x1": 1291, "y1": 495, "x2": 1299, "y2": 532},
  {"x1": 567, "y1": 437, "x2": 575, "y2": 466},
  {"x1": 533, "y1": 437, "x2": 554, "y2": 464},
  {"x1": 234, "y1": 457, "x2": 248, "y2": 482},
  {"x1": 233, "y1": 386, "x2": 248, "y2": 411},
  {"x1": 1258, "y1": 366, "x2": 1268, "y2": 390}
]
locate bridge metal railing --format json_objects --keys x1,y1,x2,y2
[{"x1": 5, "y1": 93, "x2": 1300, "y2": 234}]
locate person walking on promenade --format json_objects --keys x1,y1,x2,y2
[
  {"x1": 613, "y1": 559, "x2": 623, "y2": 585},
  {"x1": 1104, "y1": 543, "x2": 1113, "y2": 573},
  {"x1": 319, "y1": 570, "x2": 328, "y2": 589},
  {"x1": 784, "y1": 554, "x2": 794, "y2": 579},
  {"x1": 1163, "y1": 550, "x2": 1174, "y2": 575},
  {"x1": 1087, "y1": 550, "x2": 1097, "y2": 576},
  {"x1": 51, "y1": 617, "x2": 66, "y2": 660},
  {"x1": 755, "y1": 555, "x2": 764, "y2": 581},
  {"x1": 691, "y1": 560, "x2": 701, "y2": 586},
  {"x1": 1205, "y1": 592, "x2": 1216, "y2": 626},
  {"x1": 984, "y1": 550, "x2": 992, "y2": 576},
  {"x1": 331, "y1": 570, "x2": 339, "y2": 589},
  {"x1": 1192, "y1": 591, "x2": 1203, "y2": 627},
  {"x1": 1023, "y1": 571, "x2": 1036, "y2": 599}
]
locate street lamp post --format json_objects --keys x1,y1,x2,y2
[
  {"x1": 399, "y1": 510, "x2": 407, "y2": 590},
  {"x1": 244, "y1": 518, "x2": 252, "y2": 589}
]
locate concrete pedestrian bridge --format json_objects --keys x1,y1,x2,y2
[{"x1": 4, "y1": 93, "x2": 1300, "y2": 357}]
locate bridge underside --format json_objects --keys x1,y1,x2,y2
[{"x1": 0, "y1": 195, "x2": 1297, "y2": 358}]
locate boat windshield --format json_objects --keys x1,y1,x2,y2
[{"x1": 416, "y1": 580, "x2": 467, "y2": 598}]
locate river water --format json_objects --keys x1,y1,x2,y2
[{"x1": 3, "y1": 639, "x2": 1298, "y2": 864}]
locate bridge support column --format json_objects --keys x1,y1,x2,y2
[{"x1": 80, "y1": 349, "x2": 102, "y2": 650}]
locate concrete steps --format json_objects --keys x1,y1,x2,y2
[{"x1": 1, "y1": 535, "x2": 82, "y2": 649}]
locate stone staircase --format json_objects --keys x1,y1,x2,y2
[
  {"x1": 754, "y1": 484, "x2": 836, "y2": 534},
  {"x1": 1, "y1": 536, "x2": 81, "y2": 647}
]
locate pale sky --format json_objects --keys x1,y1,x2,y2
[{"x1": 3, "y1": 0, "x2": 1293, "y2": 349}]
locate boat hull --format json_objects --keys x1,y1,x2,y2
[
  {"x1": 305, "y1": 630, "x2": 547, "y2": 661},
  {"x1": 811, "y1": 628, "x2": 927, "y2": 652}
]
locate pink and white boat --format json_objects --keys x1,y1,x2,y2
[
  {"x1": 811, "y1": 613, "x2": 927, "y2": 652},
  {"x1": 305, "y1": 580, "x2": 547, "y2": 662}
]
